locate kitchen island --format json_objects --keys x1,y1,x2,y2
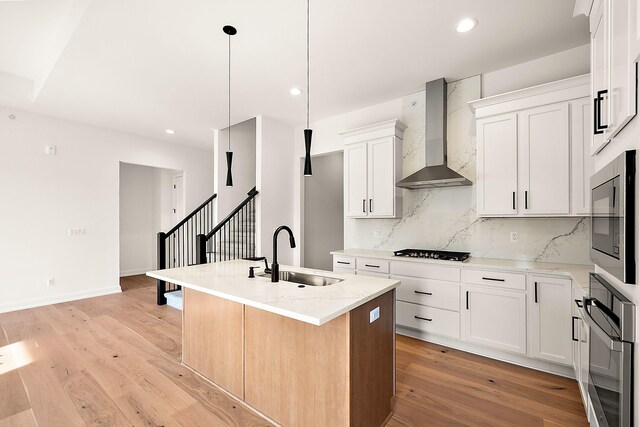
[{"x1": 147, "y1": 259, "x2": 400, "y2": 427}]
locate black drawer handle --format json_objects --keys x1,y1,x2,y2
[
  {"x1": 512, "y1": 191, "x2": 516, "y2": 210},
  {"x1": 365, "y1": 264, "x2": 380, "y2": 268},
  {"x1": 571, "y1": 316, "x2": 579, "y2": 342},
  {"x1": 336, "y1": 261, "x2": 350, "y2": 265},
  {"x1": 362, "y1": 199, "x2": 366, "y2": 213},
  {"x1": 575, "y1": 298, "x2": 583, "y2": 308},
  {"x1": 466, "y1": 291, "x2": 469, "y2": 310},
  {"x1": 414, "y1": 315, "x2": 432, "y2": 322},
  {"x1": 534, "y1": 281, "x2": 538, "y2": 303},
  {"x1": 414, "y1": 290, "x2": 433, "y2": 296},
  {"x1": 482, "y1": 277, "x2": 505, "y2": 282}
]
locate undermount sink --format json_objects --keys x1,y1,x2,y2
[{"x1": 257, "y1": 270, "x2": 343, "y2": 286}]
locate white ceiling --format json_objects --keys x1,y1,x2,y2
[{"x1": 0, "y1": 0, "x2": 588, "y2": 149}]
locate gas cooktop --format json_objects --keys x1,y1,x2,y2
[{"x1": 393, "y1": 249, "x2": 470, "y2": 262}]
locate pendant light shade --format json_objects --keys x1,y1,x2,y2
[
  {"x1": 303, "y1": 0, "x2": 313, "y2": 176},
  {"x1": 303, "y1": 129, "x2": 312, "y2": 176},
  {"x1": 225, "y1": 151, "x2": 233, "y2": 186},
  {"x1": 223, "y1": 25, "x2": 236, "y2": 186}
]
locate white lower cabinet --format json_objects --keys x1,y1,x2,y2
[
  {"x1": 529, "y1": 275, "x2": 572, "y2": 366},
  {"x1": 396, "y1": 301, "x2": 460, "y2": 339},
  {"x1": 462, "y1": 284, "x2": 527, "y2": 355}
]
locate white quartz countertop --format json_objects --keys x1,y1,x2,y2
[
  {"x1": 147, "y1": 259, "x2": 399, "y2": 326},
  {"x1": 331, "y1": 249, "x2": 594, "y2": 290}
]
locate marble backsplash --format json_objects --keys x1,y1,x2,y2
[{"x1": 345, "y1": 76, "x2": 592, "y2": 265}]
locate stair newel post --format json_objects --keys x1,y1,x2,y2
[
  {"x1": 196, "y1": 234, "x2": 207, "y2": 265},
  {"x1": 156, "y1": 232, "x2": 167, "y2": 305}
]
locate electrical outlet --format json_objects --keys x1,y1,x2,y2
[
  {"x1": 370, "y1": 306, "x2": 380, "y2": 323},
  {"x1": 47, "y1": 277, "x2": 55, "y2": 286},
  {"x1": 68, "y1": 228, "x2": 86, "y2": 236},
  {"x1": 45, "y1": 145, "x2": 57, "y2": 155},
  {"x1": 510, "y1": 231, "x2": 519, "y2": 243}
]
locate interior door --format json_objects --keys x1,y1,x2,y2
[
  {"x1": 518, "y1": 102, "x2": 570, "y2": 215},
  {"x1": 367, "y1": 137, "x2": 395, "y2": 217},
  {"x1": 345, "y1": 142, "x2": 368, "y2": 218},
  {"x1": 476, "y1": 113, "x2": 518, "y2": 216},
  {"x1": 172, "y1": 172, "x2": 185, "y2": 223}
]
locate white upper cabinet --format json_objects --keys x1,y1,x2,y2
[
  {"x1": 341, "y1": 120, "x2": 405, "y2": 219},
  {"x1": 589, "y1": 0, "x2": 637, "y2": 153},
  {"x1": 476, "y1": 114, "x2": 518, "y2": 216},
  {"x1": 518, "y1": 103, "x2": 570, "y2": 215},
  {"x1": 470, "y1": 76, "x2": 592, "y2": 217}
]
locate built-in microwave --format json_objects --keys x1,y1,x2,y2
[{"x1": 590, "y1": 150, "x2": 636, "y2": 284}]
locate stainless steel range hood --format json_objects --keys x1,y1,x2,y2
[{"x1": 396, "y1": 78, "x2": 472, "y2": 189}]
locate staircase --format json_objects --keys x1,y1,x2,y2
[{"x1": 156, "y1": 187, "x2": 258, "y2": 307}]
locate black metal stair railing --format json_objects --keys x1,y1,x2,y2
[
  {"x1": 196, "y1": 187, "x2": 258, "y2": 265},
  {"x1": 156, "y1": 193, "x2": 217, "y2": 305}
]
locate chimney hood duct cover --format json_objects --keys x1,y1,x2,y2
[{"x1": 396, "y1": 78, "x2": 472, "y2": 189}]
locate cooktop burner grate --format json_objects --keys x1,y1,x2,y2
[{"x1": 393, "y1": 249, "x2": 470, "y2": 262}]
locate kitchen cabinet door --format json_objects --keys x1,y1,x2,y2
[
  {"x1": 345, "y1": 142, "x2": 368, "y2": 218},
  {"x1": 476, "y1": 113, "x2": 518, "y2": 216},
  {"x1": 608, "y1": 0, "x2": 637, "y2": 139},
  {"x1": 591, "y1": 0, "x2": 609, "y2": 153},
  {"x1": 368, "y1": 137, "x2": 395, "y2": 217},
  {"x1": 518, "y1": 103, "x2": 570, "y2": 215},
  {"x1": 529, "y1": 276, "x2": 572, "y2": 366},
  {"x1": 462, "y1": 285, "x2": 527, "y2": 355},
  {"x1": 570, "y1": 98, "x2": 594, "y2": 215}
]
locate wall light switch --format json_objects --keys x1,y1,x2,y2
[
  {"x1": 47, "y1": 277, "x2": 55, "y2": 286},
  {"x1": 370, "y1": 306, "x2": 380, "y2": 323},
  {"x1": 45, "y1": 145, "x2": 57, "y2": 155},
  {"x1": 510, "y1": 231, "x2": 519, "y2": 243}
]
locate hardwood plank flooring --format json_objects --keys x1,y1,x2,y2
[{"x1": 0, "y1": 275, "x2": 589, "y2": 426}]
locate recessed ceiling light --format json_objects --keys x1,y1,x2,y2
[
  {"x1": 456, "y1": 18, "x2": 477, "y2": 33},
  {"x1": 290, "y1": 87, "x2": 303, "y2": 96},
  {"x1": 165, "y1": 129, "x2": 176, "y2": 135}
]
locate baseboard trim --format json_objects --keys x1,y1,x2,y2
[
  {"x1": 120, "y1": 268, "x2": 153, "y2": 277},
  {"x1": 0, "y1": 286, "x2": 122, "y2": 314}
]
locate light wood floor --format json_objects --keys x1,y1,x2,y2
[{"x1": 0, "y1": 275, "x2": 589, "y2": 427}]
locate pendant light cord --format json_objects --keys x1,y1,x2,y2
[
  {"x1": 228, "y1": 32, "x2": 231, "y2": 152},
  {"x1": 306, "y1": 0, "x2": 310, "y2": 129}
]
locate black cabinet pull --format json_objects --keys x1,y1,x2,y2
[
  {"x1": 525, "y1": 191, "x2": 528, "y2": 209},
  {"x1": 512, "y1": 191, "x2": 516, "y2": 210},
  {"x1": 482, "y1": 277, "x2": 505, "y2": 282},
  {"x1": 574, "y1": 298, "x2": 583, "y2": 308},
  {"x1": 362, "y1": 199, "x2": 366, "y2": 213},
  {"x1": 594, "y1": 89, "x2": 608, "y2": 135},
  {"x1": 369, "y1": 199, "x2": 373, "y2": 213},
  {"x1": 365, "y1": 264, "x2": 380, "y2": 268},
  {"x1": 414, "y1": 290, "x2": 433, "y2": 296},
  {"x1": 336, "y1": 261, "x2": 350, "y2": 265},
  {"x1": 534, "y1": 281, "x2": 538, "y2": 303},
  {"x1": 571, "y1": 316, "x2": 579, "y2": 342},
  {"x1": 414, "y1": 315, "x2": 432, "y2": 322},
  {"x1": 466, "y1": 291, "x2": 469, "y2": 310}
]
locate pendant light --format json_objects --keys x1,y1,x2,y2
[
  {"x1": 223, "y1": 25, "x2": 237, "y2": 186},
  {"x1": 303, "y1": 0, "x2": 313, "y2": 176}
]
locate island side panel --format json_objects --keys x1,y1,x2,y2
[
  {"x1": 244, "y1": 308, "x2": 349, "y2": 427},
  {"x1": 182, "y1": 288, "x2": 244, "y2": 399},
  {"x1": 348, "y1": 290, "x2": 395, "y2": 427}
]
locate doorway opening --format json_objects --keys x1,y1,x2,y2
[
  {"x1": 119, "y1": 162, "x2": 184, "y2": 283},
  {"x1": 302, "y1": 151, "x2": 344, "y2": 270}
]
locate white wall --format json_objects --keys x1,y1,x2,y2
[
  {"x1": 591, "y1": 105, "x2": 640, "y2": 427},
  {"x1": 256, "y1": 116, "x2": 295, "y2": 265},
  {"x1": 482, "y1": 44, "x2": 590, "y2": 97},
  {"x1": 0, "y1": 106, "x2": 214, "y2": 313},
  {"x1": 215, "y1": 118, "x2": 256, "y2": 220},
  {"x1": 119, "y1": 163, "x2": 177, "y2": 277}
]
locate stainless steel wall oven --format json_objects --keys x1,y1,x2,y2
[
  {"x1": 590, "y1": 150, "x2": 636, "y2": 284},
  {"x1": 579, "y1": 273, "x2": 635, "y2": 427}
]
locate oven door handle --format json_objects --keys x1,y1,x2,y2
[{"x1": 579, "y1": 305, "x2": 623, "y2": 352}]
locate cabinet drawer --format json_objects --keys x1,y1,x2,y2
[
  {"x1": 333, "y1": 256, "x2": 355, "y2": 270},
  {"x1": 390, "y1": 261, "x2": 461, "y2": 282},
  {"x1": 394, "y1": 275, "x2": 460, "y2": 311},
  {"x1": 462, "y1": 269, "x2": 525, "y2": 290},
  {"x1": 333, "y1": 267, "x2": 356, "y2": 276},
  {"x1": 358, "y1": 270, "x2": 389, "y2": 279},
  {"x1": 356, "y1": 258, "x2": 389, "y2": 274},
  {"x1": 396, "y1": 301, "x2": 460, "y2": 339}
]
